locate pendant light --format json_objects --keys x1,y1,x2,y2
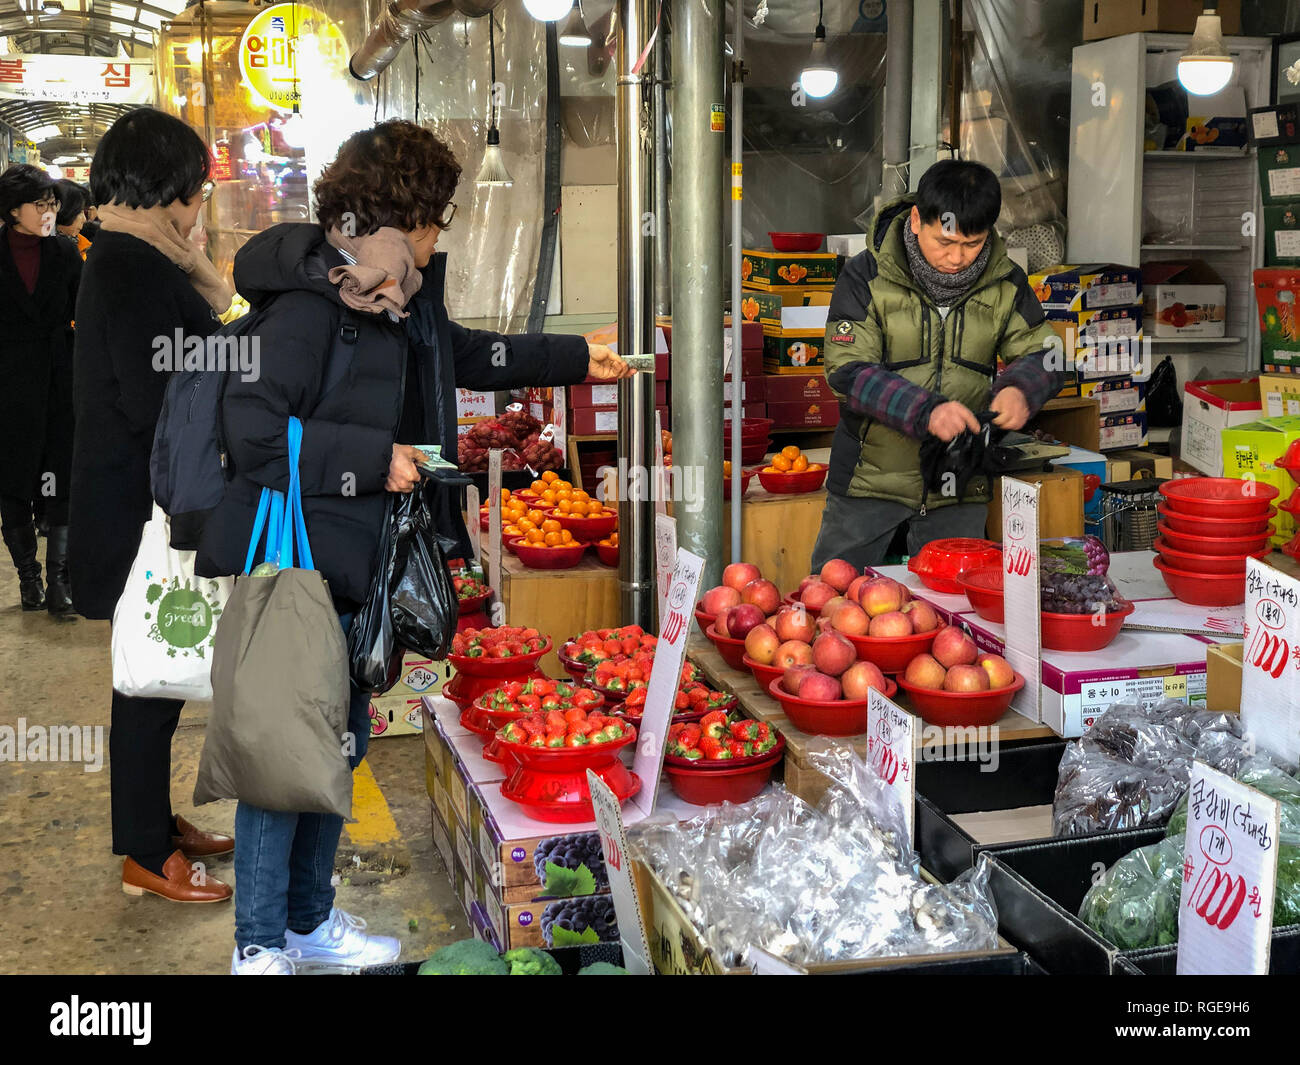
[
  {"x1": 1178, "y1": 4, "x2": 1234, "y2": 96},
  {"x1": 799, "y1": 0, "x2": 837, "y2": 99},
  {"x1": 522, "y1": 0, "x2": 573, "y2": 22},
  {"x1": 475, "y1": 15, "x2": 514, "y2": 187},
  {"x1": 558, "y1": 0, "x2": 592, "y2": 47}
]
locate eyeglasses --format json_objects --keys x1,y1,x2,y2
[
  {"x1": 435, "y1": 202, "x2": 456, "y2": 230},
  {"x1": 33, "y1": 198, "x2": 59, "y2": 213},
  {"x1": 200, "y1": 180, "x2": 215, "y2": 203}
]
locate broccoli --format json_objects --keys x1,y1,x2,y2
[
  {"x1": 503, "y1": 947, "x2": 562, "y2": 976},
  {"x1": 577, "y1": 961, "x2": 630, "y2": 975},
  {"x1": 417, "y1": 938, "x2": 509, "y2": 975}
]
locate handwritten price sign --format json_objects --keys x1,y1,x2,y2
[
  {"x1": 1001, "y1": 477, "x2": 1042, "y2": 722},
  {"x1": 1177, "y1": 762, "x2": 1280, "y2": 975},
  {"x1": 866, "y1": 688, "x2": 915, "y2": 845},
  {"x1": 588, "y1": 771, "x2": 652, "y2": 976},
  {"x1": 1241, "y1": 558, "x2": 1300, "y2": 764}
]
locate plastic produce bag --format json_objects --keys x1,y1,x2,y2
[
  {"x1": 1146, "y1": 355, "x2": 1183, "y2": 428},
  {"x1": 347, "y1": 491, "x2": 404, "y2": 694},
  {"x1": 1079, "y1": 835, "x2": 1185, "y2": 950},
  {"x1": 390, "y1": 476, "x2": 459, "y2": 662}
]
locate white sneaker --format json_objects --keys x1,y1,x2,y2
[
  {"x1": 230, "y1": 945, "x2": 301, "y2": 975},
  {"x1": 283, "y1": 908, "x2": 400, "y2": 972}
]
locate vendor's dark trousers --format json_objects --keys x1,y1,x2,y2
[
  {"x1": 109, "y1": 688, "x2": 185, "y2": 861},
  {"x1": 811, "y1": 492, "x2": 989, "y2": 572}
]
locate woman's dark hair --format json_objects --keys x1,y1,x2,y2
[
  {"x1": 914, "y1": 159, "x2": 1002, "y2": 236},
  {"x1": 55, "y1": 179, "x2": 86, "y2": 227},
  {"x1": 91, "y1": 107, "x2": 211, "y2": 209},
  {"x1": 0, "y1": 163, "x2": 57, "y2": 226},
  {"x1": 314, "y1": 120, "x2": 461, "y2": 235}
]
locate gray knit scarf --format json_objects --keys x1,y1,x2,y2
[{"x1": 902, "y1": 221, "x2": 994, "y2": 307}]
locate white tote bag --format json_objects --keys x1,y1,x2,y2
[{"x1": 111, "y1": 504, "x2": 234, "y2": 701}]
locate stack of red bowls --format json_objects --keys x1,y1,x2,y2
[{"x1": 1153, "y1": 478, "x2": 1277, "y2": 607}]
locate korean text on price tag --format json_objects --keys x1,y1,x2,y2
[
  {"x1": 1001, "y1": 477, "x2": 1042, "y2": 722},
  {"x1": 866, "y1": 688, "x2": 916, "y2": 845},
  {"x1": 1177, "y1": 762, "x2": 1281, "y2": 975},
  {"x1": 587, "y1": 771, "x2": 652, "y2": 976},
  {"x1": 654, "y1": 515, "x2": 677, "y2": 622},
  {"x1": 631, "y1": 548, "x2": 706, "y2": 814},
  {"x1": 1241, "y1": 557, "x2": 1300, "y2": 764}
]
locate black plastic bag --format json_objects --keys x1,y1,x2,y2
[
  {"x1": 347, "y1": 492, "x2": 404, "y2": 694},
  {"x1": 390, "y1": 478, "x2": 459, "y2": 662},
  {"x1": 919, "y1": 411, "x2": 1005, "y2": 499},
  {"x1": 1146, "y1": 356, "x2": 1182, "y2": 427}
]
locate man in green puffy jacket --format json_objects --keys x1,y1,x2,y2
[{"x1": 811, "y1": 160, "x2": 1065, "y2": 569}]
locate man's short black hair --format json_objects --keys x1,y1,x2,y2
[
  {"x1": 0, "y1": 163, "x2": 57, "y2": 226},
  {"x1": 91, "y1": 107, "x2": 211, "y2": 209},
  {"x1": 55, "y1": 179, "x2": 86, "y2": 227},
  {"x1": 914, "y1": 159, "x2": 1002, "y2": 236}
]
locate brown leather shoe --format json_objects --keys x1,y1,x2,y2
[
  {"x1": 170, "y1": 815, "x2": 234, "y2": 859},
  {"x1": 122, "y1": 850, "x2": 233, "y2": 903}
]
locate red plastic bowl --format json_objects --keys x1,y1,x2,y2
[
  {"x1": 706, "y1": 623, "x2": 749, "y2": 670},
  {"x1": 495, "y1": 725, "x2": 636, "y2": 770},
  {"x1": 757, "y1": 466, "x2": 829, "y2": 495},
  {"x1": 1159, "y1": 477, "x2": 1279, "y2": 518},
  {"x1": 444, "y1": 669, "x2": 546, "y2": 710},
  {"x1": 554, "y1": 510, "x2": 618, "y2": 542},
  {"x1": 1153, "y1": 557, "x2": 1246, "y2": 607},
  {"x1": 1274, "y1": 438, "x2": 1300, "y2": 484},
  {"x1": 1155, "y1": 521, "x2": 1273, "y2": 557},
  {"x1": 958, "y1": 566, "x2": 1005, "y2": 624},
  {"x1": 765, "y1": 677, "x2": 896, "y2": 737},
  {"x1": 665, "y1": 751, "x2": 784, "y2": 805},
  {"x1": 447, "y1": 637, "x2": 553, "y2": 679},
  {"x1": 456, "y1": 589, "x2": 493, "y2": 616},
  {"x1": 1040, "y1": 601, "x2": 1134, "y2": 651},
  {"x1": 557, "y1": 644, "x2": 592, "y2": 681},
  {"x1": 1155, "y1": 504, "x2": 1274, "y2": 540},
  {"x1": 459, "y1": 706, "x2": 496, "y2": 737},
  {"x1": 895, "y1": 673, "x2": 1025, "y2": 728},
  {"x1": 471, "y1": 691, "x2": 606, "y2": 731},
  {"x1": 908, "y1": 538, "x2": 1002, "y2": 594},
  {"x1": 743, "y1": 653, "x2": 786, "y2": 689},
  {"x1": 509, "y1": 537, "x2": 588, "y2": 569},
  {"x1": 722, "y1": 470, "x2": 754, "y2": 501},
  {"x1": 845, "y1": 623, "x2": 945, "y2": 673},
  {"x1": 596, "y1": 542, "x2": 619, "y2": 566},
  {"x1": 1281, "y1": 487, "x2": 1300, "y2": 517},
  {"x1": 500, "y1": 762, "x2": 640, "y2": 823},
  {"x1": 768, "y1": 231, "x2": 825, "y2": 252},
  {"x1": 1153, "y1": 537, "x2": 1269, "y2": 575},
  {"x1": 694, "y1": 607, "x2": 717, "y2": 639},
  {"x1": 665, "y1": 733, "x2": 786, "y2": 771}
]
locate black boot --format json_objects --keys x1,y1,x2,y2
[
  {"x1": 45, "y1": 525, "x2": 74, "y2": 617},
  {"x1": 2, "y1": 524, "x2": 44, "y2": 611}
]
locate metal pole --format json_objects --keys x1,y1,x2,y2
[
  {"x1": 909, "y1": 0, "x2": 944, "y2": 190},
  {"x1": 881, "y1": 0, "x2": 912, "y2": 199},
  {"x1": 670, "y1": 0, "x2": 725, "y2": 589},
  {"x1": 728, "y1": 0, "x2": 743, "y2": 561},
  {"x1": 616, "y1": 0, "x2": 658, "y2": 628},
  {"x1": 653, "y1": 10, "x2": 671, "y2": 317}
]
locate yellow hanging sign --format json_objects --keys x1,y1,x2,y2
[{"x1": 238, "y1": 3, "x2": 347, "y2": 112}]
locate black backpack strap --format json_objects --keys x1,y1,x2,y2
[{"x1": 318, "y1": 306, "x2": 360, "y2": 406}]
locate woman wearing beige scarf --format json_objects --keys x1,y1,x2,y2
[{"x1": 69, "y1": 108, "x2": 236, "y2": 910}]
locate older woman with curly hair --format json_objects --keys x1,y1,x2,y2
[{"x1": 195, "y1": 120, "x2": 630, "y2": 975}]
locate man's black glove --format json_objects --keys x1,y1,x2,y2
[{"x1": 919, "y1": 411, "x2": 1007, "y2": 500}]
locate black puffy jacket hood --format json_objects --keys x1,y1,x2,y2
[{"x1": 232, "y1": 222, "x2": 345, "y2": 309}]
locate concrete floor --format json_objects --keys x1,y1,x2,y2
[{"x1": 0, "y1": 540, "x2": 463, "y2": 975}]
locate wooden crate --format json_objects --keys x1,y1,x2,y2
[{"x1": 498, "y1": 553, "x2": 621, "y2": 675}]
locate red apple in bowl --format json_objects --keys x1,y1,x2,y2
[
  {"x1": 782, "y1": 662, "x2": 815, "y2": 694},
  {"x1": 774, "y1": 604, "x2": 818, "y2": 644},
  {"x1": 819, "y1": 558, "x2": 859, "y2": 593},
  {"x1": 842, "y1": 660, "x2": 888, "y2": 700},
  {"x1": 943, "y1": 664, "x2": 991, "y2": 693},
  {"x1": 830, "y1": 602, "x2": 871, "y2": 636},
  {"x1": 932, "y1": 626, "x2": 978, "y2": 668},
  {"x1": 742, "y1": 578, "x2": 782, "y2": 616},
  {"x1": 724, "y1": 603, "x2": 766, "y2": 641},
  {"x1": 977, "y1": 652, "x2": 1017, "y2": 689},
  {"x1": 700, "y1": 584, "x2": 742, "y2": 616},
  {"x1": 723, "y1": 562, "x2": 761, "y2": 592},
  {"x1": 846, "y1": 575, "x2": 870, "y2": 604},
  {"x1": 820, "y1": 595, "x2": 849, "y2": 618},
  {"x1": 744, "y1": 623, "x2": 781, "y2": 665},
  {"x1": 868, "y1": 610, "x2": 914, "y2": 638},
  {"x1": 799, "y1": 580, "x2": 839, "y2": 614},
  {"x1": 812, "y1": 632, "x2": 857, "y2": 677},
  {"x1": 901, "y1": 600, "x2": 940, "y2": 634},
  {"x1": 775, "y1": 640, "x2": 814, "y2": 672},
  {"x1": 798, "y1": 671, "x2": 844, "y2": 702},
  {"x1": 903, "y1": 653, "x2": 947, "y2": 690},
  {"x1": 816, "y1": 616, "x2": 835, "y2": 635},
  {"x1": 859, "y1": 577, "x2": 905, "y2": 617}
]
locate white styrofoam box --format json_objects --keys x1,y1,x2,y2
[{"x1": 826, "y1": 233, "x2": 868, "y2": 258}]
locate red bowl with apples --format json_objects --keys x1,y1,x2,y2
[
  {"x1": 1039, "y1": 601, "x2": 1135, "y2": 651},
  {"x1": 1153, "y1": 537, "x2": 1269, "y2": 575},
  {"x1": 907, "y1": 538, "x2": 1002, "y2": 594},
  {"x1": 509, "y1": 537, "x2": 588, "y2": 569},
  {"x1": 705, "y1": 623, "x2": 749, "y2": 670},
  {"x1": 596, "y1": 542, "x2": 619, "y2": 566},
  {"x1": 1155, "y1": 522, "x2": 1272, "y2": 557},
  {"x1": 1153, "y1": 557, "x2": 1246, "y2": 608},
  {"x1": 553, "y1": 510, "x2": 618, "y2": 542},
  {"x1": 845, "y1": 624, "x2": 945, "y2": 674},
  {"x1": 456, "y1": 588, "x2": 493, "y2": 616},
  {"x1": 694, "y1": 607, "x2": 718, "y2": 639},
  {"x1": 1155, "y1": 504, "x2": 1273, "y2": 540},
  {"x1": 957, "y1": 566, "x2": 1005, "y2": 624},
  {"x1": 757, "y1": 466, "x2": 828, "y2": 495},
  {"x1": 1158, "y1": 477, "x2": 1279, "y2": 519},
  {"x1": 743, "y1": 653, "x2": 786, "y2": 689},
  {"x1": 447, "y1": 636, "x2": 553, "y2": 679},
  {"x1": 895, "y1": 673, "x2": 1025, "y2": 728},
  {"x1": 766, "y1": 677, "x2": 896, "y2": 737},
  {"x1": 664, "y1": 748, "x2": 785, "y2": 806}
]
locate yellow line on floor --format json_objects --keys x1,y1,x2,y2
[{"x1": 345, "y1": 759, "x2": 401, "y2": 847}]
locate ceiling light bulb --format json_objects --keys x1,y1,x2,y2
[
  {"x1": 558, "y1": 4, "x2": 591, "y2": 45},
  {"x1": 522, "y1": 0, "x2": 573, "y2": 22},
  {"x1": 1178, "y1": 13, "x2": 1234, "y2": 96},
  {"x1": 800, "y1": 28, "x2": 837, "y2": 99}
]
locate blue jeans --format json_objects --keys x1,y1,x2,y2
[{"x1": 233, "y1": 616, "x2": 372, "y2": 951}]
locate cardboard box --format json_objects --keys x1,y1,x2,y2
[
  {"x1": 1098, "y1": 411, "x2": 1147, "y2": 451},
  {"x1": 1181, "y1": 378, "x2": 1263, "y2": 477},
  {"x1": 1174, "y1": 86, "x2": 1248, "y2": 152},
  {"x1": 1104, "y1": 448, "x2": 1173, "y2": 482},
  {"x1": 720, "y1": 376, "x2": 767, "y2": 404},
  {"x1": 986, "y1": 467, "x2": 1084, "y2": 540},
  {"x1": 1260, "y1": 374, "x2": 1300, "y2": 418},
  {"x1": 1221, "y1": 416, "x2": 1300, "y2": 547},
  {"x1": 740, "y1": 248, "x2": 839, "y2": 289},
  {"x1": 569, "y1": 404, "x2": 670, "y2": 436},
  {"x1": 367, "y1": 693, "x2": 426, "y2": 739},
  {"x1": 430, "y1": 800, "x2": 456, "y2": 875},
  {"x1": 1029, "y1": 396, "x2": 1102, "y2": 452},
  {"x1": 1051, "y1": 446, "x2": 1108, "y2": 532},
  {"x1": 761, "y1": 304, "x2": 830, "y2": 374},
  {"x1": 1265, "y1": 204, "x2": 1300, "y2": 269},
  {"x1": 387, "y1": 652, "x2": 454, "y2": 699},
  {"x1": 1205, "y1": 641, "x2": 1244, "y2": 713},
  {"x1": 1079, "y1": 377, "x2": 1145, "y2": 415},
  {"x1": 763, "y1": 372, "x2": 835, "y2": 403},
  {"x1": 740, "y1": 286, "x2": 833, "y2": 328},
  {"x1": 766, "y1": 399, "x2": 839, "y2": 428},
  {"x1": 1255, "y1": 268, "x2": 1300, "y2": 372},
  {"x1": 1260, "y1": 144, "x2": 1300, "y2": 206},
  {"x1": 1046, "y1": 305, "x2": 1143, "y2": 346},
  {"x1": 476, "y1": 858, "x2": 617, "y2": 950},
  {"x1": 721, "y1": 402, "x2": 768, "y2": 421},
  {"x1": 1029, "y1": 263, "x2": 1141, "y2": 312},
  {"x1": 1249, "y1": 104, "x2": 1300, "y2": 148},
  {"x1": 1082, "y1": 0, "x2": 1240, "y2": 41},
  {"x1": 567, "y1": 381, "x2": 667, "y2": 408},
  {"x1": 1142, "y1": 261, "x2": 1227, "y2": 337}
]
